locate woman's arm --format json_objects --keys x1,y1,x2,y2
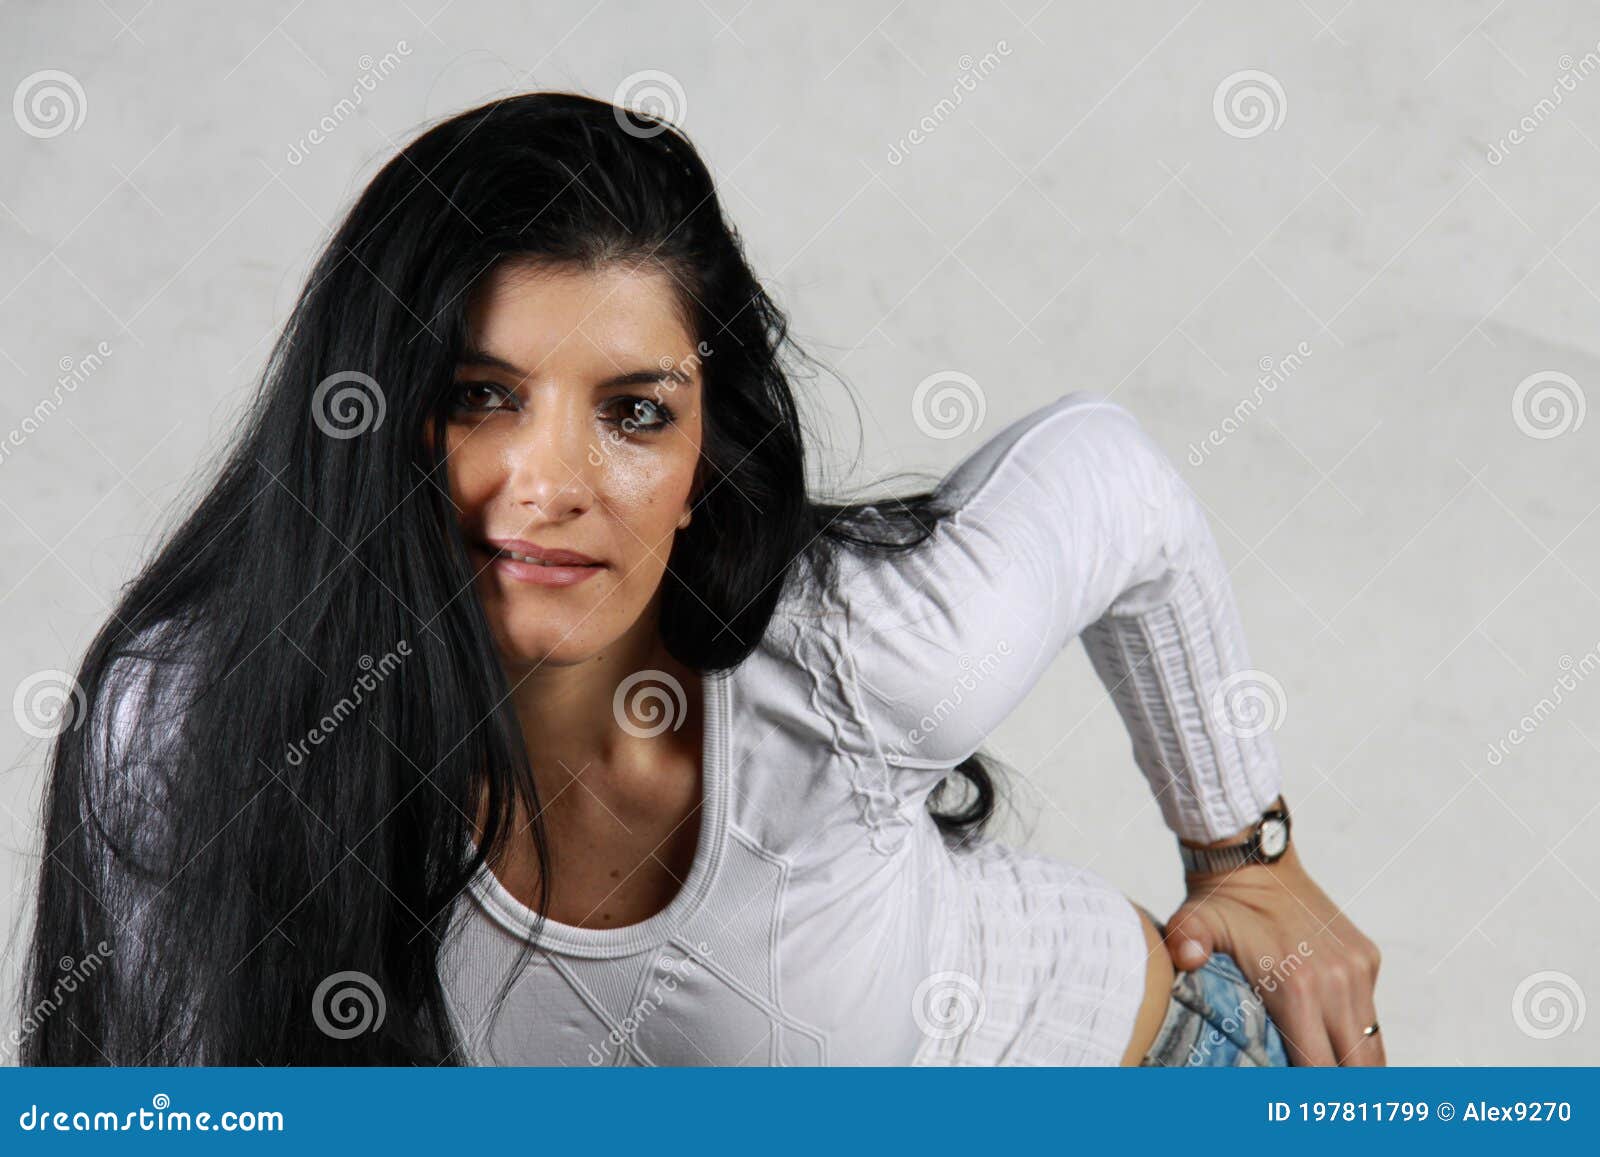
[
  {"x1": 833, "y1": 389, "x2": 1383, "y2": 1065},
  {"x1": 833, "y1": 388, "x2": 1283, "y2": 838}
]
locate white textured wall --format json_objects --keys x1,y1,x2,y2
[{"x1": 3, "y1": 1, "x2": 1597, "y2": 1064}]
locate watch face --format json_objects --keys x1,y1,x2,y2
[{"x1": 1259, "y1": 818, "x2": 1289, "y2": 858}]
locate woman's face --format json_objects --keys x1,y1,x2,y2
[{"x1": 443, "y1": 260, "x2": 704, "y2": 671}]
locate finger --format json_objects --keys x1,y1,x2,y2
[
  {"x1": 1270, "y1": 998, "x2": 1339, "y2": 1066},
  {"x1": 1161, "y1": 905, "x2": 1219, "y2": 971},
  {"x1": 1331, "y1": 992, "x2": 1386, "y2": 1067},
  {"x1": 1325, "y1": 947, "x2": 1385, "y2": 1066}
]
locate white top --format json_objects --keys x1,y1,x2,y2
[{"x1": 439, "y1": 389, "x2": 1284, "y2": 1066}]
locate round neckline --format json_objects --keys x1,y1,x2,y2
[{"x1": 466, "y1": 666, "x2": 731, "y2": 959}]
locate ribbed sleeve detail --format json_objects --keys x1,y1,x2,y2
[{"x1": 1083, "y1": 566, "x2": 1282, "y2": 842}]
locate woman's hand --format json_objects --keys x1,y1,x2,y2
[{"x1": 1161, "y1": 841, "x2": 1385, "y2": 1066}]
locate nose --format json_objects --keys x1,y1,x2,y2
[{"x1": 503, "y1": 392, "x2": 597, "y2": 520}]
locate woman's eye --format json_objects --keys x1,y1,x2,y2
[
  {"x1": 450, "y1": 382, "x2": 513, "y2": 413},
  {"x1": 607, "y1": 396, "x2": 675, "y2": 433}
]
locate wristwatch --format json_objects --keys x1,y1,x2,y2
[{"x1": 1177, "y1": 799, "x2": 1292, "y2": 875}]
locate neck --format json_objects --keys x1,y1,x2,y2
[{"x1": 500, "y1": 612, "x2": 702, "y2": 800}]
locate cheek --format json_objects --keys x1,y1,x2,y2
[
  {"x1": 598, "y1": 446, "x2": 696, "y2": 533},
  {"x1": 443, "y1": 426, "x2": 502, "y2": 510}
]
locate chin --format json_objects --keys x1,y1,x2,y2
[
  {"x1": 496, "y1": 637, "x2": 589, "y2": 670},
  {"x1": 491, "y1": 620, "x2": 613, "y2": 670}
]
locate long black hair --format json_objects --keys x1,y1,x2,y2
[{"x1": 20, "y1": 91, "x2": 1006, "y2": 1065}]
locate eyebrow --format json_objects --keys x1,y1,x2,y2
[{"x1": 457, "y1": 343, "x2": 692, "y2": 387}]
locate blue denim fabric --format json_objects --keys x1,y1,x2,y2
[{"x1": 1139, "y1": 949, "x2": 1291, "y2": 1067}]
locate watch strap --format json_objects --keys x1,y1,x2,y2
[
  {"x1": 1178, "y1": 801, "x2": 1291, "y2": 874},
  {"x1": 1178, "y1": 839, "x2": 1256, "y2": 874}
]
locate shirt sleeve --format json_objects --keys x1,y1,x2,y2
[{"x1": 830, "y1": 388, "x2": 1284, "y2": 844}]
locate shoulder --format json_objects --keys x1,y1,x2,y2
[
  {"x1": 930, "y1": 388, "x2": 1156, "y2": 509},
  {"x1": 85, "y1": 617, "x2": 203, "y2": 817},
  {"x1": 800, "y1": 389, "x2": 1181, "y2": 767}
]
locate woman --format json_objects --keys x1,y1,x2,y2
[{"x1": 21, "y1": 92, "x2": 1381, "y2": 1066}]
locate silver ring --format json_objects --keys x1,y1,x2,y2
[{"x1": 1361, "y1": 1020, "x2": 1380, "y2": 1037}]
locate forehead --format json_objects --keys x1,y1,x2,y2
[{"x1": 462, "y1": 260, "x2": 695, "y2": 368}]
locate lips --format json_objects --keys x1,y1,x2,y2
[{"x1": 482, "y1": 538, "x2": 604, "y2": 567}]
